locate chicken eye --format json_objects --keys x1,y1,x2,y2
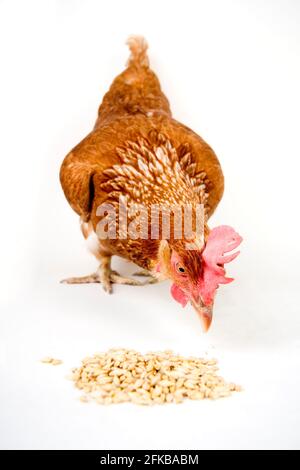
[{"x1": 176, "y1": 263, "x2": 186, "y2": 274}]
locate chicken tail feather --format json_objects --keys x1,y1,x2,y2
[{"x1": 126, "y1": 35, "x2": 149, "y2": 68}]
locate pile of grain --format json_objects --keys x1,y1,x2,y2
[{"x1": 71, "y1": 348, "x2": 241, "y2": 405}]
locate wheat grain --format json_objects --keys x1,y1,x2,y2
[{"x1": 41, "y1": 357, "x2": 63, "y2": 366}]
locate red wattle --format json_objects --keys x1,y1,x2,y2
[{"x1": 170, "y1": 284, "x2": 188, "y2": 307}]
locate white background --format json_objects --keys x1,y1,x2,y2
[{"x1": 0, "y1": 0, "x2": 300, "y2": 450}]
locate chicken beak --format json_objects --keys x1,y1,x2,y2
[{"x1": 190, "y1": 298, "x2": 213, "y2": 332}]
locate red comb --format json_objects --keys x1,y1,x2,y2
[{"x1": 198, "y1": 225, "x2": 242, "y2": 305}]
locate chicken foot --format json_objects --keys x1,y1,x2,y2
[{"x1": 61, "y1": 255, "x2": 153, "y2": 293}]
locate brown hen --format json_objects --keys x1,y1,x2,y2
[{"x1": 60, "y1": 37, "x2": 241, "y2": 331}]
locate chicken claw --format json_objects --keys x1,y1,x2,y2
[
  {"x1": 132, "y1": 269, "x2": 159, "y2": 284},
  {"x1": 61, "y1": 273, "x2": 101, "y2": 285},
  {"x1": 132, "y1": 269, "x2": 152, "y2": 276},
  {"x1": 61, "y1": 268, "x2": 147, "y2": 294}
]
